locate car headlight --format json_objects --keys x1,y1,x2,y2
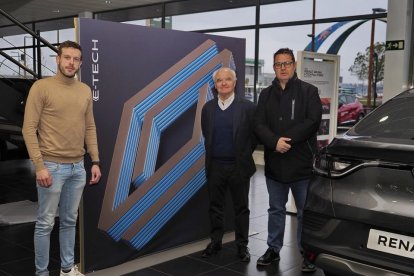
[{"x1": 332, "y1": 161, "x2": 352, "y2": 171}]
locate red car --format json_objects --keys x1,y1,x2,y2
[{"x1": 337, "y1": 93, "x2": 365, "y2": 126}]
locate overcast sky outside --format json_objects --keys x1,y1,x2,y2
[{"x1": 172, "y1": 0, "x2": 388, "y2": 84}]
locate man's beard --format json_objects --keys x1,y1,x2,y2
[{"x1": 59, "y1": 64, "x2": 78, "y2": 78}]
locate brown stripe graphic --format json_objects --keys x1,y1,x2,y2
[{"x1": 98, "y1": 39, "x2": 233, "y2": 244}]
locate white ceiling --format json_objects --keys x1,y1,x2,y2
[
  {"x1": 0, "y1": 0, "x2": 175, "y2": 26},
  {"x1": 0, "y1": 0, "x2": 297, "y2": 36}
]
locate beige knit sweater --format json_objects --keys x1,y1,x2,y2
[{"x1": 22, "y1": 74, "x2": 99, "y2": 172}]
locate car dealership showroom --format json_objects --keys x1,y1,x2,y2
[{"x1": 0, "y1": 0, "x2": 413, "y2": 275}]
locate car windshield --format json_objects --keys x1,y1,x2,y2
[{"x1": 347, "y1": 90, "x2": 414, "y2": 140}]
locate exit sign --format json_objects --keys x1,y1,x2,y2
[{"x1": 386, "y1": 40, "x2": 404, "y2": 51}]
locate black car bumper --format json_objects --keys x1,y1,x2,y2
[{"x1": 302, "y1": 211, "x2": 414, "y2": 276}]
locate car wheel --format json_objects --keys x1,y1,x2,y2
[{"x1": 357, "y1": 113, "x2": 364, "y2": 122}]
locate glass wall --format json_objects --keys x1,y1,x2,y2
[
  {"x1": 316, "y1": 0, "x2": 388, "y2": 19},
  {"x1": 0, "y1": 34, "x2": 26, "y2": 78},
  {"x1": 260, "y1": 0, "x2": 313, "y2": 24},
  {"x1": 315, "y1": 20, "x2": 386, "y2": 92},
  {"x1": 0, "y1": 17, "x2": 74, "y2": 78},
  {"x1": 0, "y1": 0, "x2": 389, "y2": 104},
  {"x1": 171, "y1": 6, "x2": 255, "y2": 31},
  {"x1": 207, "y1": 30, "x2": 256, "y2": 101},
  {"x1": 39, "y1": 28, "x2": 75, "y2": 77}
]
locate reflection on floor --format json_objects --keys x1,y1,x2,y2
[
  {"x1": 0, "y1": 159, "x2": 324, "y2": 276},
  {"x1": 0, "y1": 159, "x2": 79, "y2": 276}
]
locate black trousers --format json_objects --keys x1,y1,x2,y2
[{"x1": 207, "y1": 160, "x2": 250, "y2": 248}]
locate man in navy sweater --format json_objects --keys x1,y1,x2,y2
[{"x1": 201, "y1": 67, "x2": 256, "y2": 262}]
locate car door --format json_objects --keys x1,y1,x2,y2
[
  {"x1": 345, "y1": 95, "x2": 358, "y2": 121},
  {"x1": 338, "y1": 94, "x2": 351, "y2": 124}
]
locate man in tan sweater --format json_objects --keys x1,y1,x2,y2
[{"x1": 22, "y1": 40, "x2": 101, "y2": 276}]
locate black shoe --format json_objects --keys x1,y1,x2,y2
[
  {"x1": 238, "y1": 247, "x2": 251, "y2": 262},
  {"x1": 201, "y1": 241, "x2": 222, "y2": 258},
  {"x1": 256, "y1": 248, "x2": 280, "y2": 266}
]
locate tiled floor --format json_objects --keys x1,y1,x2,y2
[
  {"x1": 0, "y1": 157, "x2": 79, "y2": 276},
  {"x1": 0, "y1": 156, "x2": 325, "y2": 276}
]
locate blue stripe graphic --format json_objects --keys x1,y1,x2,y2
[
  {"x1": 113, "y1": 45, "x2": 218, "y2": 209},
  {"x1": 108, "y1": 143, "x2": 205, "y2": 240},
  {"x1": 130, "y1": 168, "x2": 206, "y2": 249},
  {"x1": 106, "y1": 44, "x2": 235, "y2": 249}
]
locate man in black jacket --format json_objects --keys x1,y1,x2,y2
[
  {"x1": 201, "y1": 67, "x2": 256, "y2": 262},
  {"x1": 254, "y1": 48, "x2": 322, "y2": 272}
]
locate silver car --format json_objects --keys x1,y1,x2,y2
[{"x1": 302, "y1": 89, "x2": 414, "y2": 276}]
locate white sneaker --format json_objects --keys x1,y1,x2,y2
[{"x1": 60, "y1": 265, "x2": 84, "y2": 276}]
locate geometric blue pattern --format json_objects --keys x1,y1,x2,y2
[
  {"x1": 113, "y1": 45, "x2": 219, "y2": 210},
  {"x1": 101, "y1": 42, "x2": 237, "y2": 250}
]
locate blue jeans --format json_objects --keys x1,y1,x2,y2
[
  {"x1": 34, "y1": 161, "x2": 86, "y2": 276},
  {"x1": 265, "y1": 177, "x2": 310, "y2": 252}
]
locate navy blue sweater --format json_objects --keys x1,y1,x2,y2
[{"x1": 212, "y1": 103, "x2": 235, "y2": 162}]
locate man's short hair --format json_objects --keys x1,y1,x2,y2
[
  {"x1": 212, "y1": 67, "x2": 237, "y2": 82},
  {"x1": 273, "y1": 48, "x2": 295, "y2": 63},
  {"x1": 58, "y1": 40, "x2": 82, "y2": 59}
]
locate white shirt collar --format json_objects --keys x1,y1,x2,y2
[{"x1": 217, "y1": 93, "x2": 235, "y2": 110}]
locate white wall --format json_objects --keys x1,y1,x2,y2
[{"x1": 383, "y1": 0, "x2": 414, "y2": 101}]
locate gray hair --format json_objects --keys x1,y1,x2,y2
[{"x1": 212, "y1": 67, "x2": 237, "y2": 82}]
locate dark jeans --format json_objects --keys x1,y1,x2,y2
[
  {"x1": 207, "y1": 161, "x2": 250, "y2": 248},
  {"x1": 265, "y1": 177, "x2": 310, "y2": 252}
]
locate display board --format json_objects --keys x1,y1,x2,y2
[
  {"x1": 297, "y1": 51, "x2": 340, "y2": 147},
  {"x1": 286, "y1": 51, "x2": 339, "y2": 214},
  {"x1": 76, "y1": 18, "x2": 245, "y2": 272}
]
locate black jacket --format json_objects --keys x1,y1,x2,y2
[
  {"x1": 201, "y1": 96, "x2": 256, "y2": 179},
  {"x1": 254, "y1": 75, "x2": 322, "y2": 183}
]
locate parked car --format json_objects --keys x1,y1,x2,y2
[
  {"x1": 302, "y1": 88, "x2": 414, "y2": 276},
  {"x1": 0, "y1": 116, "x2": 27, "y2": 161},
  {"x1": 337, "y1": 93, "x2": 365, "y2": 126}
]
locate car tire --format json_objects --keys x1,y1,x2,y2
[
  {"x1": 323, "y1": 272, "x2": 339, "y2": 276},
  {"x1": 357, "y1": 113, "x2": 364, "y2": 122}
]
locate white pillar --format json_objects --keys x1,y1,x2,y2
[{"x1": 383, "y1": 0, "x2": 413, "y2": 101}]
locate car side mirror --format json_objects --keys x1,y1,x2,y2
[{"x1": 338, "y1": 103, "x2": 343, "y2": 108}]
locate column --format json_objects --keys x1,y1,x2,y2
[{"x1": 383, "y1": 0, "x2": 414, "y2": 101}]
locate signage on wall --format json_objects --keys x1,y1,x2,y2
[
  {"x1": 297, "y1": 51, "x2": 340, "y2": 149},
  {"x1": 385, "y1": 40, "x2": 404, "y2": 51}
]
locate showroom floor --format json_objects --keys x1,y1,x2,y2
[{"x1": 0, "y1": 157, "x2": 325, "y2": 276}]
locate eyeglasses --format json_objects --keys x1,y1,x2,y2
[{"x1": 273, "y1": 61, "x2": 294, "y2": 69}]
